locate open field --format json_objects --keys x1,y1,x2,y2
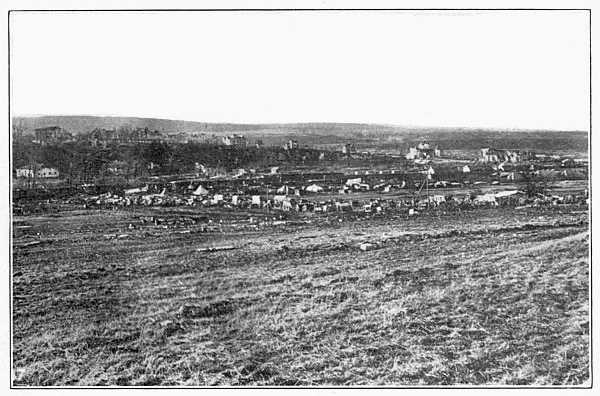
[{"x1": 12, "y1": 204, "x2": 589, "y2": 386}]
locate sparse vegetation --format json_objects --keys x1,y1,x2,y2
[{"x1": 12, "y1": 206, "x2": 589, "y2": 386}]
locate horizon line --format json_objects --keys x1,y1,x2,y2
[{"x1": 11, "y1": 114, "x2": 588, "y2": 133}]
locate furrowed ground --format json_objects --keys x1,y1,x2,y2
[{"x1": 12, "y1": 206, "x2": 589, "y2": 386}]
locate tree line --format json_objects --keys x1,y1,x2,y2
[{"x1": 12, "y1": 141, "x2": 342, "y2": 183}]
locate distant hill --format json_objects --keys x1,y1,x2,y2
[
  {"x1": 12, "y1": 115, "x2": 409, "y2": 136},
  {"x1": 13, "y1": 115, "x2": 259, "y2": 135},
  {"x1": 12, "y1": 115, "x2": 584, "y2": 135},
  {"x1": 12, "y1": 115, "x2": 588, "y2": 153}
]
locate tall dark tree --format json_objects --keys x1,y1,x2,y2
[{"x1": 143, "y1": 141, "x2": 172, "y2": 169}]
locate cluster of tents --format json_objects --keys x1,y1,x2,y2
[{"x1": 79, "y1": 181, "x2": 588, "y2": 214}]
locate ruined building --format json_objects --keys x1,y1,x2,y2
[
  {"x1": 405, "y1": 141, "x2": 441, "y2": 160},
  {"x1": 34, "y1": 126, "x2": 72, "y2": 145},
  {"x1": 480, "y1": 148, "x2": 536, "y2": 163}
]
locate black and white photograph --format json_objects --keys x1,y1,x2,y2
[{"x1": 5, "y1": 2, "x2": 596, "y2": 389}]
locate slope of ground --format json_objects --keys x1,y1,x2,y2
[{"x1": 12, "y1": 207, "x2": 589, "y2": 386}]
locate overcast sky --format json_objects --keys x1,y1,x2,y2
[{"x1": 10, "y1": 10, "x2": 590, "y2": 130}]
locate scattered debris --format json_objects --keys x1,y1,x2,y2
[
  {"x1": 359, "y1": 242, "x2": 376, "y2": 251},
  {"x1": 178, "y1": 301, "x2": 235, "y2": 318},
  {"x1": 15, "y1": 240, "x2": 47, "y2": 248},
  {"x1": 159, "y1": 320, "x2": 183, "y2": 338},
  {"x1": 196, "y1": 245, "x2": 236, "y2": 253}
]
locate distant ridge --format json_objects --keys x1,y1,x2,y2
[
  {"x1": 12, "y1": 115, "x2": 585, "y2": 137},
  {"x1": 12, "y1": 115, "x2": 407, "y2": 136}
]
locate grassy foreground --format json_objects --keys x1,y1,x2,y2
[{"x1": 12, "y1": 207, "x2": 589, "y2": 386}]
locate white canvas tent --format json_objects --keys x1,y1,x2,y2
[
  {"x1": 192, "y1": 185, "x2": 209, "y2": 196},
  {"x1": 142, "y1": 188, "x2": 166, "y2": 200},
  {"x1": 306, "y1": 184, "x2": 324, "y2": 193}
]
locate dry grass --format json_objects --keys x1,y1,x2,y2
[{"x1": 12, "y1": 206, "x2": 589, "y2": 386}]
